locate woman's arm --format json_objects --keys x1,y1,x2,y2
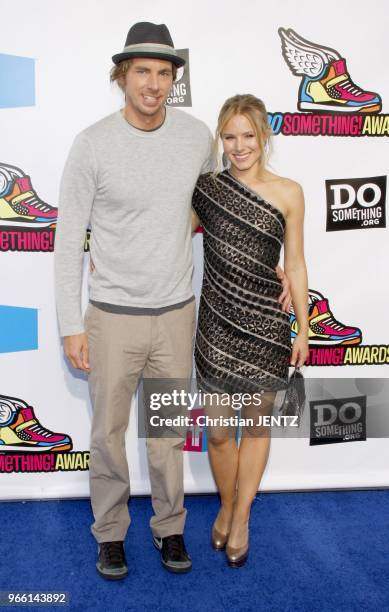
[
  {"x1": 275, "y1": 265, "x2": 292, "y2": 313},
  {"x1": 192, "y1": 208, "x2": 200, "y2": 232},
  {"x1": 283, "y1": 182, "x2": 309, "y2": 367}
]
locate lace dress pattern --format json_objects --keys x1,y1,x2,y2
[{"x1": 192, "y1": 170, "x2": 291, "y2": 394}]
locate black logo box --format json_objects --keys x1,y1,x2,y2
[
  {"x1": 310, "y1": 395, "x2": 366, "y2": 445},
  {"x1": 166, "y1": 49, "x2": 192, "y2": 108},
  {"x1": 326, "y1": 175, "x2": 386, "y2": 231}
]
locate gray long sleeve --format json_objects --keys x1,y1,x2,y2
[
  {"x1": 54, "y1": 134, "x2": 97, "y2": 336},
  {"x1": 54, "y1": 108, "x2": 213, "y2": 337}
]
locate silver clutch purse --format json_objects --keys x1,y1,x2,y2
[{"x1": 279, "y1": 367, "x2": 306, "y2": 419}]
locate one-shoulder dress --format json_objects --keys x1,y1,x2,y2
[{"x1": 192, "y1": 170, "x2": 291, "y2": 395}]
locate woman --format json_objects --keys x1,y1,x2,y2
[{"x1": 191, "y1": 94, "x2": 309, "y2": 568}]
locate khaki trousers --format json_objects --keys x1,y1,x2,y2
[{"x1": 84, "y1": 300, "x2": 196, "y2": 543}]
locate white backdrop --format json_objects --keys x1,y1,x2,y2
[{"x1": 1, "y1": 0, "x2": 388, "y2": 499}]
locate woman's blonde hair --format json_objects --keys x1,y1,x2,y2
[
  {"x1": 110, "y1": 59, "x2": 177, "y2": 91},
  {"x1": 213, "y1": 94, "x2": 271, "y2": 175}
]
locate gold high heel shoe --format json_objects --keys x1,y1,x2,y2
[
  {"x1": 211, "y1": 524, "x2": 229, "y2": 551},
  {"x1": 225, "y1": 541, "x2": 249, "y2": 568},
  {"x1": 225, "y1": 524, "x2": 249, "y2": 568}
]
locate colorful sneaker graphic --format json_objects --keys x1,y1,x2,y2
[
  {"x1": 278, "y1": 28, "x2": 382, "y2": 114},
  {"x1": 0, "y1": 163, "x2": 57, "y2": 228},
  {"x1": 290, "y1": 290, "x2": 362, "y2": 346},
  {"x1": 0, "y1": 394, "x2": 72, "y2": 452}
]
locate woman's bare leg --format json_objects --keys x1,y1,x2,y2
[
  {"x1": 205, "y1": 395, "x2": 238, "y2": 534},
  {"x1": 227, "y1": 392, "x2": 275, "y2": 548},
  {"x1": 208, "y1": 437, "x2": 238, "y2": 532}
]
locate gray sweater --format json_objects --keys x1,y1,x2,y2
[{"x1": 54, "y1": 108, "x2": 213, "y2": 336}]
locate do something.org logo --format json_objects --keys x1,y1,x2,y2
[
  {"x1": 326, "y1": 175, "x2": 386, "y2": 231},
  {"x1": 310, "y1": 395, "x2": 366, "y2": 445},
  {"x1": 166, "y1": 49, "x2": 192, "y2": 107}
]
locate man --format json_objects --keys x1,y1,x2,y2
[
  {"x1": 55, "y1": 21, "x2": 290, "y2": 580},
  {"x1": 55, "y1": 22, "x2": 212, "y2": 579}
]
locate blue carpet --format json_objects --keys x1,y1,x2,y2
[{"x1": 1, "y1": 491, "x2": 388, "y2": 612}]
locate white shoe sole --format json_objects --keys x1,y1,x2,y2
[{"x1": 299, "y1": 101, "x2": 379, "y2": 113}]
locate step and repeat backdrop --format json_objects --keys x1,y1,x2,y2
[{"x1": 1, "y1": 0, "x2": 388, "y2": 499}]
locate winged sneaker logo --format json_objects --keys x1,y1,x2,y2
[
  {"x1": 268, "y1": 28, "x2": 389, "y2": 137},
  {"x1": 279, "y1": 28, "x2": 381, "y2": 114},
  {"x1": 290, "y1": 289, "x2": 389, "y2": 366},
  {"x1": 0, "y1": 394, "x2": 90, "y2": 473}
]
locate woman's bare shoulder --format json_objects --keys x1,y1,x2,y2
[
  {"x1": 267, "y1": 175, "x2": 304, "y2": 218},
  {"x1": 273, "y1": 176, "x2": 303, "y2": 198}
]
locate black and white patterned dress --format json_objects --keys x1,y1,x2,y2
[{"x1": 193, "y1": 170, "x2": 291, "y2": 394}]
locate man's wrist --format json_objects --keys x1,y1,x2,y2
[{"x1": 62, "y1": 328, "x2": 85, "y2": 339}]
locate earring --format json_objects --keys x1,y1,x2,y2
[{"x1": 222, "y1": 153, "x2": 230, "y2": 169}]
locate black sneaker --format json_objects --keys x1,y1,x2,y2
[
  {"x1": 96, "y1": 541, "x2": 128, "y2": 580},
  {"x1": 153, "y1": 534, "x2": 192, "y2": 573}
]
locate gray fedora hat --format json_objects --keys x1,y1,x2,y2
[{"x1": 112, "y1": 22, "x2": 186, "y2": 67}]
